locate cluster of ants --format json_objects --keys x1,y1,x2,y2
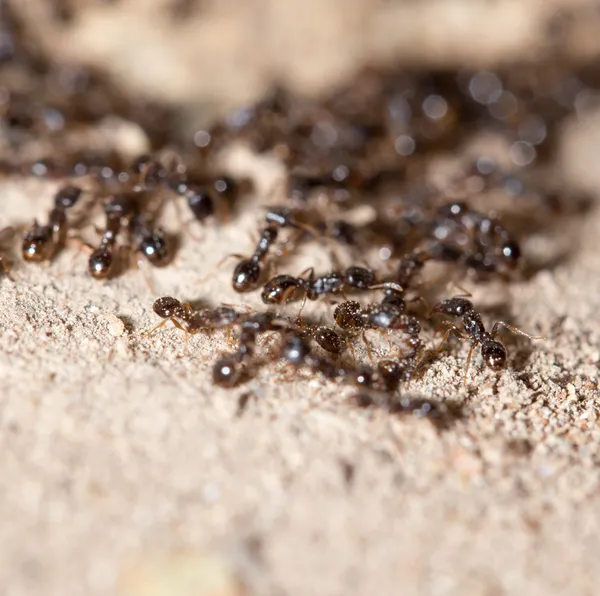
[{"x1": 2, "y1": 2, "x2": 597, "y2": 412}]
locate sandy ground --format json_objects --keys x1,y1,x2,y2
[{"x1": 1, "y1": 1, "x2": 600, "y2": 595}]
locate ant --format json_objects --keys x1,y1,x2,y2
[
  {"x1": 88, "y1": 194, "x2": 134, "y2": 279},
  {"x1": 130, "y1": 210, "x2": 171, "y2": 268},
  {"x1": 293, "y1": 318, "x2": 350, "y2": 359},
  {"x1": 261, "y1": 265, "x2": 377, "y2": 304},
  {"x1": 150, "y1": 296, "x2": 289, "y2": 359},
  {"x1": 333, "y1": 282, "x2": 424, "y2": 367},
  {"x1": 279, "y1": 332, "x2": 344, "y2": 381},
  {"x1": 229, "y1": 206, "x2": 317, "y2": 293},
  {"x1": 432, "y1": 202, "x2": 521, "y2": 277},
  {"x1": 86, "y1": 193, "x2": 172, "y2": 279},
  {"x1": 22, "y1": 185, "x2": 82, "y2": 262},
  {"x1": 429, "y1": 295, "x2": 543, "y2": 381},
  {"x1": 280, "y1": 332, "x2": 414, "y2": 393},
  {"x1": 231, "y1": 225, "x2": 278, "y2": 292},
  {"x1": 213, "y1": 312, "x2": 291, "y2": 387}
]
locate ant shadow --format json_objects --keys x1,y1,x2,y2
[{"x1": 352, "y1": 392, "x2": 465, "y2": 431}]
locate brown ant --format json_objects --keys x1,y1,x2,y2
[
  {"x1": 333, "y1": 282, "x2": 424, "y2": 370},
  {"x1": 22, "y1": 185, "x2": 82, "y2": 262},
  {"x1": 429, "y1": 295, "x2": 543, "y2": 381},
  {"x1": 149, "y1": 296, "x2": 289, "y2": 359}
]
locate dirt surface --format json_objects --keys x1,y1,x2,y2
[{"x1": 1, "y1": 2, "x2": 600, "y2": 596}]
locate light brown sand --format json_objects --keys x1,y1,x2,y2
[{"x1": 1, "y1": 1, "x2": 600, "y2": 595}]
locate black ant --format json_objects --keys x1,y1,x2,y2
[
  {"x1": 229, "y1": 206, "x2": 316, "y2": 293},
  {"x1": 130, "y1": 211, "x2": 171, "y2": 268},
  {"x1": 293, "y1": 318, "x2": 350, "y2": 358},
  {"x1": 22, "y1": 185, "x2": 82, "y2": 262},
  {"x1": 88, "y1": 194, "x2": 135, "y2": 279},
  {"x1": 433, "y1": 202, "x2": 521, "y2": 277},
  {"x1": 280, "y1": 332, "x2": 415, "y2": 394},
  {"x1": 429, "y1": 295, "x2": 543, "y2": 381},
  {"x1": 212, "y1": 312, "x2": 291, "y2": 387},
  {"x1": 333, "y1": 282, "x2": 424, "y2": 368},
  {"x1": 230, "y1": 225, "x2": 279, "y2": 292},
  {"x1": 261, "y1": 265, "x2": 377, "y2": 304}
]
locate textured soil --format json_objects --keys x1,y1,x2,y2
[{"x1": 1, "y1": 1, "x2": 600, "y2": 595}]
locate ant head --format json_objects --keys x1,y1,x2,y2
[
  {"x1": 432, "y1": 297, "x2": 472, "y2": 317},
  {"x1": 139, "y1": 230, "x2": 171, "y2": 267},
  {"x1": 213, "y1": 175, "x2": 238, "y2": 200},
  {"x1": 232, "y1": 260, "x2": 261, "y2": 293},
  {"x1": 261, "y1": 275, "x2": 300, "y2": 304},
  {"x1": 345, "y1": 266, "x2": 375, "y2": 289},
  {"x1": 482, "y1": 340, "x2": 507, "y2": 370},
  {"x1": 282, "y1": 333, "x2": 310, "y2": 366},
  {"x1": 54, "y1": 185, "x2": 82, "y2": 209},
  {"x1": 213, "y1": 357, "x2": 241, "y2": 388},
  {"x1": 153, "y1": 296, "x2": 182, "y2": 319},
  {"x1": 187, "y1": 186, "x2": 215, "y2": 221}
]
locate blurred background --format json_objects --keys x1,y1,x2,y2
[{"x1": 9, "y1": 0, "x2": 600, "y2": 120}]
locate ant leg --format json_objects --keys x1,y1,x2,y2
[
  {"x1": 433, "y1": 324, "x2": 468, "y2": 354},
  {"x1": 406, "y1": 295, "x2": 430, "y2": 312},
  {"x1": 463, "y1": 343, "x2": 475, "y2": 385},
  {"x1": 295, "y1": 293, "x2": 308, "y2": 323},
  {"x1": 369, "y1": 282, "x2": 404, "y2": 293},
  {"x1": 490, "y1": 321, "x2": 545, "y2": 341},
  {"x1": 225, "y1": 327, "x2": 234, "y2": 348},
  {"x1": 298, "y1": 266, "x2": 314, "y2": 279},
  {"x1": 346, "y1": 341, "x2": 357, "y2": 366},
  {"x1": 448, "y1": 281, "x2": 472, "y2": 298},
  {"x1": 0, "y1": 258, "x2": 15, "y2": 282},
  {"x1": 362, "y1": 331, "x2": 374, "y2": 363},
  {"x1": 281, "y1": 285, "x2": 302, "y2": 305},
  {"x1": 329, "y1": 249, "x2": 344, "y2": 272},
  {"x1": 142, "y1": 316, "x2": 184, "y2": 337}
]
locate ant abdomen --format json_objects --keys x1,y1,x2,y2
[
  {"x1": 482, "y1": 340, "x2": 506, "y2": 370},
  {"x1": 88, "y1": 247, "x2": 114, "y2": 279},
  {"x1": 261, "y1": 274, "x2": 303, "y2": 304},
  {"x1": 310, "y1": 326, "x2": 346, "y2": 355},
  {"x1": 232, "y1": 259, "x2": 261, "y2": 292},
  {"x1": 22, "y1": 225, "x2": 53, "y2": 262},
  {"x1": 334, "y1": 301, "x2": 363, "y2": 329}
]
